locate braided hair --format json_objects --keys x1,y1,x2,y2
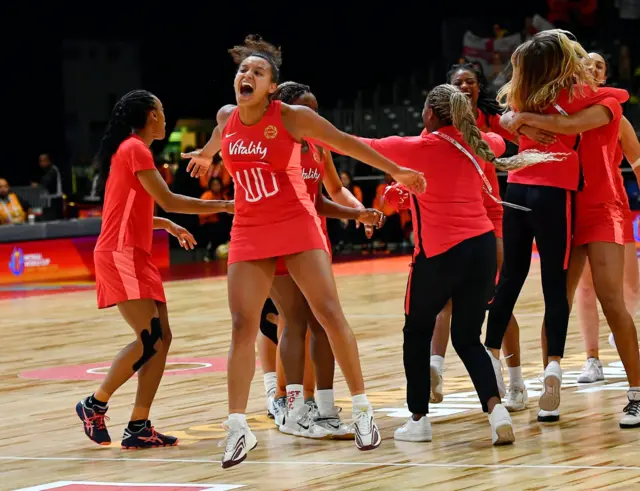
[
  {"x1": 428, "y1": 84, "x2": 566, "y2": 171},
  {"x1": 446, "y1": 63, "x2": 502, "y2": 117},
  {"x1": 95, "y1": 90, "x2": 156, "y2": 195},
  {"x1": 229, "y1": 34, "x2": 282, "y2": 83},
  {"x1": 273, "y1": 81, "x2": 311, "y2": 104}
]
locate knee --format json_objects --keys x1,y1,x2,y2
[
  {"x1": 309, "y1": 300, "x2": 345, "y2": 333},
  {"x1": 231, "y1": 311, "x2": 259, "y2": 345},
  {"x1": 450, "y1": 328, "x2": 479, "y2": 354},
  {"x1": 133, "y1": 317, "x2": 164, "y2": 372},
  {"x1": 162, "y1": 324, "x2": 173, "y2": 350},
  {"x1": 599, "y1": 292, "x2": 628, "y2": 320}
]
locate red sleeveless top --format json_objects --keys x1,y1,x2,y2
[{"x1": 221, "y1": 100, "x2": 328, "y2": 264}]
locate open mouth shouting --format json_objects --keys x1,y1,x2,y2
[{"x1": 239, "y1": 80, "x2": 255, "y2": 97}]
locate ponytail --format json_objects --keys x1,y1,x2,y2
[
  {"x1": 428, "y1": 84, "x2": 567, "y2": 172},
  {"x1": 95, "y1": 89, "x2": 156, "y2": 195}
]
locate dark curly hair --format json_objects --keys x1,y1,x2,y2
[
  {"x1": 229, "y1": 34, "x2": 282, "y2": 83},
  {"x1": 446, "y1": 62, "x2": 502, "y2": 117}
]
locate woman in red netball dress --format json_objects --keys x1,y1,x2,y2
[
  {"x1": 505, "y1": 63, "x2": 640, "y2": 428},
  {"x1": 75, "y1": 90, "x2": 233, "y2": 449},
  {"x1": 568, "y1": 53, "x2": 640, "y2": 383},
  {"x1": 182, "y1": 35, "x2": 425, "y2": 468},
  {"x1": 265, "y1": 81, "x2": 380, "y2": 440}
]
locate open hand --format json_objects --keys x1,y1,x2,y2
[
  {"x1": 519, "y1": 126, "x2": 556, "y2": 146},
  {"x1": 166, "y1": 222, "x2": 197, "y2": 250},
  {"x1": 357, "y1": 208, "x2": 386, "y2": 228},
  {"x1": 392, "y1": 167, "x2": 426, "y2": 194},
  {"x1": 181, "y1": 149, "x2": 212, "y2": 179}
]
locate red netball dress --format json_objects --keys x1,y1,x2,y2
[
  {"x1": 93, "y1": 135, "x2": 166, "y2": 309},
  {"x1": 220, "y1": 100, "x2": 329, "y2": 265},
  {"x1": 573, "y1": 97, "x2": 626, "y2": 247},
  {"x1": 611, "y1": 141, "x2": 636, "y2": 244},
  {"x1": 274, "y1": 140, "x2": 330, "y2": 275}
]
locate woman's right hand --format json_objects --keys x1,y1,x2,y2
[
  {"x1": 518, "y1": 126, "x2": 557, "y2": 146},
  {"x1": 357, "y1": 209, "x2": 386, "y2": 228},
  {"x1": 181, "y1": 149, "x2": 212, "y2": 178},
  {"x1": 392, "y1": 167, "x2": 426, "y2": 194}
]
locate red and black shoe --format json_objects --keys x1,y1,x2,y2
[
  {"x1": 76, "y1": 397, "x2": 111, "y2": 445},
  {"x1": 121, "y1": 420, "x2": 178, "y2": 450}
]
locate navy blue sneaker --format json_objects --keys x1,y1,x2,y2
[
  {"x1": 121, "y1": 420, "x2": 178, "y2": 450},
  {"x1": 76, "y1": 397, "x2": 111, "y2": 445}
]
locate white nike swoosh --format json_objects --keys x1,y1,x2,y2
[{"x1": 225, "y1": 132, "x2": 237, "y2": 138}]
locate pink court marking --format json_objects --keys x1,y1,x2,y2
[{"x1": 18, "y1": 357, "x2": 247, "y2": 381}]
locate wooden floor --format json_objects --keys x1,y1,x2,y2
[{"x1": 2, "y1": 256, "x2": 640, "y2": 491}]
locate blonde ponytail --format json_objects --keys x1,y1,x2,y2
[{"x1": 428, "y1": 84, "x2": 567, "y2": 171}]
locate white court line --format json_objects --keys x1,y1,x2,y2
[
  {"x1": 1, "y1": 455, "x2": 638, "y2": 472},
  {"x1": 13, "y1": 482, "x2": 243, "y2": 491}
]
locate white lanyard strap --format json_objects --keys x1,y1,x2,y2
[
  {"x1": 553, "y1": 103, "x2": 568, "y2": 116},
  {"x1": 432, "y1": 131, "x2": 531, "y2": 212}
]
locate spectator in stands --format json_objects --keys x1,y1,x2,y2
[
  {"x1": 331, "y1": 171, "x2": 365, "y2": 250},
  {"x1": 617, "y1": 0, "x2": 640, "y2": 99},
  {"x1": 0, "y1": 178, "x2": 30, "y2": 225},
  {"x1": 198, "y1": 152, "x2": 232, "y2": 192},
  {"x1": 32, "y1": 153, "x2": 63, "y2": 221},
  {"x1": 198, "y1": 177, "x2": 232, "y2": 259}
]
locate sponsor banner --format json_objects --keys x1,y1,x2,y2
[{"x1": 1, "y1": 230, "x2": 168, "y2": 285}]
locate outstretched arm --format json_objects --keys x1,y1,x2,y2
[
  {"x1": 283, "y1": 104, "x2": 426, "y2": 194},
  {"x1": 314, "y1": 183, "x2": 385, "y2": 227},
  {"x1": 137, "y1": 169, "x2": 233, "y2": 215},
  {"x1": 322, "y1": 151, "x2": 364, "y2": 209}
]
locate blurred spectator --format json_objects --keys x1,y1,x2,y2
[
  {"x1": 339, "y1": 171, "x2": 363, "y2": 203},
  {"x1": 32, "y1": 153, "x2": 63, "y2": 221},
  {"x1": 0, "y1": 178, "x2": 30, "y2": 225},
  {"x1": 198, "y1": 177, "x2": 232, "y2": 259},
  {"x1": 616, "y1": 0, "x2": 640, "y2": 96}
]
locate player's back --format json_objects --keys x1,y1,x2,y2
[{"x1": 95, "y1": 135, "x2": 155, "y2": 254}]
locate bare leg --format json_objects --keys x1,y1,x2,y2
[
  {"x1": 623, "y1": 242, "x2": 639, "y2": 317},
  {"x1": 303, "y1": 329, "x2": 316, "y2": 399},
  {"x1": 257, "y1": 332, "x2": 277, "y2": 373},
  {"x1": 227, "y1": 259, "x2": 275, "y2": 414},
  {"x1": 589, "y1": 242, "x2": 640, "y2": 387},
  {"x1": 96, "y1": 299, "x2": 165, "y2": 414},
  {"x1": 285, "y1": 250, "x2": 364, "y2": 395},
  {"x1": 275, "y1": 318, "x2": 286, "y2": 398},
  {"x1": 431, "y1": 300, "x2": 451, "y2": 357},
  {"x1": 576, "y1": 259, "x2": 600, "y2": 359}
]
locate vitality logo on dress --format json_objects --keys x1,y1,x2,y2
[
  {"x1": 228, "y1": 140, "x2": 267, "y2": 160},
  {"x1": 302, "y1": 168, "x2": 321, "y2": 183}
]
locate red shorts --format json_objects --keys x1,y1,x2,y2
[
  {"x1": 228, "y1": 213, "x2": 329, "y2": 265},
  {"x1": 275, "y1": 221, "x2": 331, "y2": 275},
  {"x1": 94, "y1": 246, "x2": 166, "y2": 309},
  {"x1": 573, "y1": 206, "x2": 625, "y2": 247},
  {"x1": 624, "y1": 210, "x2": 636, "y2": 244}
]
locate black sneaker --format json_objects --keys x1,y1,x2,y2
[
  {"x1": 76, "y1": 397, "x2": 111, "y2": 445},
  {"x1": 121, "y1": 420, "x2": 178, "y2": 450}
]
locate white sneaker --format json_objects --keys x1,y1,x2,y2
[
  {"x1": 577, "y1": 357, "x2": 604, "y2": 383},
  {"x1": 279, "y1": 403, "x2": 331, "y2": 439},
  {"x1": 537, "y1": 409, "x2": 560, "y2": 422},
  {"x1": 539, "y1": 361, "x2": 562, "y2": 412},
  {"x1": 272, "y1": 396, "x2": 286, "y2": 427},
  {"x1": 394, "y1": 416, "x2": 432, "y2": 442},
  {"x1": 266, "y1": 390, "x2": 276, "y2": 419},
  {"x1": 220, "y1": 419, "x2": 257, "y2": 469},
  {"x1": 352, "y1": 406, "x2": 382, "y2": 451},
  {"x1": 486, "y1": 348, "x2": 506, "y2": 398},
  {"x1": 504, "y1": 384, "x2": 528, "y2": 412},
  {"x1": 430, "y1": 364, "x2": 444, "y2": 403},
  {"x1": 314, "y1": 407, "x2": 355, "y2": 440},
  {"x1": 488, "y1": 404, "x2": 514, "y2": 445},
  {"x1": 620, "y1": 390, "x2": 640, "y2": 428}
]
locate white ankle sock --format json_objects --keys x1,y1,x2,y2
[
  {"x1": 263, "y1": 372, "x2": 277, "y2": 396},
  {"x1": 228, "y1": 413, "x2": 246, "y2": 424},
  {"x1": 316, "y1": 389, "x2": 335, "y2": 417},
  {"x1": 286, "y1": 384, "x2": 304, "y2": 412},
  {"x1": 352, "y1": 393, "x2": 370, "y2": 412},
  {"x1": 508, "y1": 366, "x2": 524, "y2": 388},
  {"x1": 430, "y1": 355, "x2": 445, "y2": 371}
]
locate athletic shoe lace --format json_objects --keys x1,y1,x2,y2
[
  {"x1": 623, "y1": 399, "x2": 640, "y2": 417},
  {"x1": 85, "y1": 413, "x2": 109, "y2": 431},
  {"x1": 350, "y1": 410, "x2": 371, "y2": 434},
  {"x1": 219, "y1": 422, "x2": 241, "y2": 453}
]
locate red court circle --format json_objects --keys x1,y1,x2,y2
[{"x1": 18, "y1": 357, "x2": 247, "y2": 381}]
